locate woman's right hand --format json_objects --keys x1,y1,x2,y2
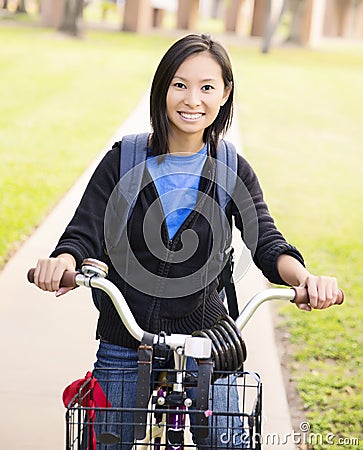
[{"x1": 33, "y1": 254, "x2": 76, "y2": 297}]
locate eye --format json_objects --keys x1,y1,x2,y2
[
  {"x1": 201, "y1": 84, "x2": 215, "y2": 91},
  {"x1": 173, "y1": 82, "x2": 186, "y2": 89}
]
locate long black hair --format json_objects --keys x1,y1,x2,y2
[{"x1": 150, "y1": 34, "x2": 234, "y2": 157}]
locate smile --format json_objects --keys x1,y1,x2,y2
[{"x1": 179, "y1": 112, "x2": 204, "y2": 120}]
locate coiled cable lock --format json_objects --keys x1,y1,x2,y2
[{"x1": 193, "y1": 315, "x2": 247, "y2": 380}]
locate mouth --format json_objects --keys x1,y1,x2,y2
[{"x1": 178, "y1": 112, "x2": 204, "y2": 121}]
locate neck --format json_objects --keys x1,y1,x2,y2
[{"x1": 168, "y1": 131, "x2": 204, "y2": 154}]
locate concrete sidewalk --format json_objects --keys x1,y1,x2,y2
[{"x1": 0, "y1": 92, "x2": 295, "y2": 449}]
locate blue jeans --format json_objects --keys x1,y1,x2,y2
[{"x1": 90, "y1": 340, "x2": 248, "y2": 449}]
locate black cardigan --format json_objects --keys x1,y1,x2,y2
[{"x1": 51, "y1": 143, "x2": 304, "y2": 349}]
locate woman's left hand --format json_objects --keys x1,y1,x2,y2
[{"x1": 297, "y1": 274, "x2": 340, "y2": 311}]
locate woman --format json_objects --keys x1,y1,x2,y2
[{"x1": 33, "y1": 34, "x2": 340, "y2": 448}]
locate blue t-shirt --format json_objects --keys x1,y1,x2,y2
[{"x1": 146, "y1": 145, "x2": 207, "y2": 240}]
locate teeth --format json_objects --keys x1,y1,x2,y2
[{"x1": 180, "y1": 112, "x2": 203, "y2": 120}]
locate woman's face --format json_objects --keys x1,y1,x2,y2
[{"x1": 166, "y1": 52, "x2": 231, "y2": 146}]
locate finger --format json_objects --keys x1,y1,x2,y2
[
  {"x1": 55, "y1": 287, "x2": 73, "y2": 297},
  {"x1": 331, "y1": 288, "x2": 339, "y2": 305},
  {"x1": 331, "y1": 279, "x2": 339, "y2": 305},
  {"x1": 44, "y1": 261, "x2": 56, "y2": 292},
  {"x1": 297, "y1": 302, "x2": 312, "y2": 312},
  {"x1": 33, "y1": 263, "x2": 41, "y2": 287},
  {"x1": 37, "y1": 260, "x2": 51, "y2": 291},
  {"x1": 307, "y1": 281, "x2": 318, "y2": 309},
  {"x1": 315, "y1": 277, "x2": 326, "y2": 309},
  {"x1": 324, "y1": 282, "x2": 334, "y2": 308},
  {"x1": 51, "y1": 263, "x2": 67, "y2": 292},
  {"x1": 324, "y1": 278, "x2": 339, "y2": 308}
]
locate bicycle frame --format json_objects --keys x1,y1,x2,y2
[{"x1": 74, "y1": 263, "x2": 291, "y2": 450}]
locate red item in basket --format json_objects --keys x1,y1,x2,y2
[{"x1": 63, "y1": 371, "x2": 111, "y2": 449}]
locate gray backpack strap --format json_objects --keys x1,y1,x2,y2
[
  {"x1": 119, "y1": 132, "x2": 150, "y2": 216},
  {"x1": 94, "y1": 133, "x2": 148, "y2": 310},
  {"x1": 214, "y1": 138, "x2": 238, "y2": 252},
  {"x1": 215, "y1": 139, "x2": 238, "y2": 211},
  {"x1": 103, "y1": 133, "x2": 149, "y2": 252},
  {"x1": 215, "y1": 139, "x2": 239, "y2": 319}
]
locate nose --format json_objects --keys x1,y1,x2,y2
[{"x1": 184, "y1": 88, "x2": 201, "y2": 108}]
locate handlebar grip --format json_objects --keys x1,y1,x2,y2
[
  {"x1": 27, "y1": 268, "x2": 78, "y2": 288},
  {"x1": 292, "y1": 286, "x2": 344, "y2": 306}
]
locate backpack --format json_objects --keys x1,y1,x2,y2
[{"x1": 116, "y1": 132, "x2": 240, "y2": 319}]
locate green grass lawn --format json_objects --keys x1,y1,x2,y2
[
  {"x1": 0, "y1": 19, "x2": 362, "y2": 448},
  {"x1": 230, "y1": 44, "x2": 363, "y2": 448}
]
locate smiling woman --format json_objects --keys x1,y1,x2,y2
[{"x1": 31, "y1": 33, "x2": 341, "y2": 449}]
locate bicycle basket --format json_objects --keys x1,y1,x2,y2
[{"x1": 65, "y1": 368, "x2": 262, "y2": 449}]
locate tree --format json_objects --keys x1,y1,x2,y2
[
  {"x1": 261, "y1": 0, "x2": 311, "y2": 53},
  {"x1": 58, "y1": 0, "x2": 84, "y2": 36},
  {"x1": 285, "y1": 0, "x2": 308, "y2": 44},
  {"x1": 16, "y1": 0, "x2": 27, "y2": 13},
  {"x1": 262, "y1": 0, "x2": 289, "y2": 53}
]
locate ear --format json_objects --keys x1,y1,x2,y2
[{"x1": 221, "y1": 83, "x2": 232, "y2": 107}]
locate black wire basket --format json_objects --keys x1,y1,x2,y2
[{"x1": 65, "y1": 368, "x2": 262, "y2": 449}]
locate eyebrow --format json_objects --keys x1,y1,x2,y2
[{"x1": 172, "y1": 76, "x2": 218, "y2": 83}]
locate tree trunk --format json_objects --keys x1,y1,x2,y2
[
  {"x1": 286, "y1": 0, "x2": 308, "y2": 43},
  {"x1": 58, "y1": 0, "x2": 84, "y2": 36},
  {"x1": 16, "y1": 0, "x2": 27, "y2": 13},
  {"x1": 262, "y1": 0, "x2": 288, "y2": 53}
]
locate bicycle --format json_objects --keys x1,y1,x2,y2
[{"x1": 28, "y1": 258, "x2": 343, "y2": 449}]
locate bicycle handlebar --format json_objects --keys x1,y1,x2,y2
[
  {"x1": 27, "y1": 267, "x2": 344, "y2": 306},
  {"x1": 27, "y1": 268, "x2": 78, "y2": 288},
  {"x1": 27, "y1": 266, "x2": 344, "y2": 343}
]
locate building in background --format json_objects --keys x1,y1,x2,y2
[{"x1": 34, "y1": 0, "x2": 363, "y2": 43}]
